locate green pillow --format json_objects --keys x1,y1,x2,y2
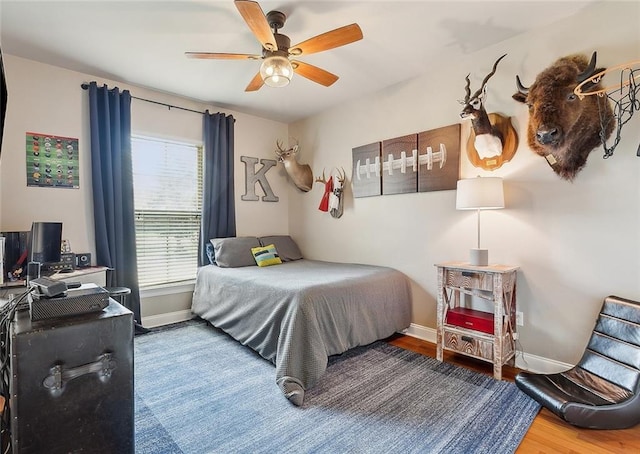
[{"x1": 251, "y1": 244, "x2": 282, "y2": 267}]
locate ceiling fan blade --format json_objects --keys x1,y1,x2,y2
[
  {"x1": 245, "y1": 72, "x2": 265, "y2": 92},
  {"x1": 185, "y1": 52, "x2": 261, "y2": 60},
  {"x1": 289, "y1": 24, "x2": 363, "y2": 56},
  {"x1": 292, "y1": 60, "x2": 339, "y2": 87},
  {"x1": 234, "y1": 0, "x2": 277, "y2": 52}
]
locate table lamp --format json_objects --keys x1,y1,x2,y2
[{"x1": 456, "y1": 177, "x2": 504, "y2": 266}]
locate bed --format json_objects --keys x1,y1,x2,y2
[{"x1": 191, "y1": 235, "x2": 412, "y2": 406}]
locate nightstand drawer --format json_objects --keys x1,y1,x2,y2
[
  {"x1": 443, "y1": 329, "x2": 494, "y2": 361},
  {"x1": 445, "y1": 269, "x2": 493, "y2": 291},
  {"x1": 446, "y1": 307, "x2": 494, "y2": 334}
]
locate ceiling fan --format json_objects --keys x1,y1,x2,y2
[{"x1": 185, "y1": 0, "x2": 363, "y2": 92}]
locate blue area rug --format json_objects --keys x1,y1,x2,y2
[{"x1": 134, "y1": 320, "x2": 540, "y2": 453}]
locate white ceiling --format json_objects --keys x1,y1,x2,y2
[{"x1": 0, "y1": 0, "x2": 596, "y2": 123}]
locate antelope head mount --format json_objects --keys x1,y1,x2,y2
[
  {"x1": 275, "y1": 139, "x2": 314, "y2": 192},
  {"x1": 460, "y1": 54, "x2": 507, "y2": 160}
]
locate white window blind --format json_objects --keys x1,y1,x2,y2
[{"x1": 131, "y1": 136, "x2": 203, "y2": 288}]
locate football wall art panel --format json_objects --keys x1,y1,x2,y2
[
  {"x1": 418, "y1": 124, "x2": 460, "y2": 192},
  {"x1": 382, "y1": 134, "x2": 418, "y2": 195},
  {"x1": 351, "y1": 142, "x2": 382, "y2": 198},
  {"x1": 352, "y1": 124, "x2": 460, "y2": 198}
]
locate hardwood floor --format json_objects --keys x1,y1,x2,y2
[{"x1": 387, "y1": 334, "x2": 640, "y2": 454}]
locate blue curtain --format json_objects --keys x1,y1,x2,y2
[
  {"x1": 87, "y1": 82, "x2": 144, "y2": 330},
  {"x1": 199, "y1": 111, "x2": 236, "y2": 266}
]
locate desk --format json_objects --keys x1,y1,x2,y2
[
  {"x1": 1, "y1": 266, "x2": 108, "y2": 290},
  {"x1": 0, "y1": 266, "x2": 109, "y2": 303},
  {"x1": 49, "y1": 266, "x2": 109, "y2": 286}
]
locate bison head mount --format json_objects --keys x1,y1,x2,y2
[{"x1": 513, "y1": 52, "x2": 614, "y2": 181}]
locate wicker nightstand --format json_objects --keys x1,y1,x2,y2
[{"x1": 435, "y1": 262, "x2": 519, "y2": 380}]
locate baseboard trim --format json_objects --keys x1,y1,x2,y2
[
  {"x1": 403, "y1": 323, "x2": 437, "y2": 343},
  {"x1": 403, "y1": 323, "x2": 572, "y2": 374},
  {"x1": 142, "y1": 316, "x2": 573, "y2": 374},
  {"x1": 142, "y1": 309, "x2": 193, "y2": 329}
]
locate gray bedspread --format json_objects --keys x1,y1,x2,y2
[{"x1": 191, "y1": 259, "x2": 411, "y2": 405}]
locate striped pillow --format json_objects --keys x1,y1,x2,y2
[{"x1": 251, "y1": 244, "x2": 282, "y2": 267}]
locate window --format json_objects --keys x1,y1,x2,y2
[{"x1": 131, "y1": 136, "x2": 203, "y2": 288}]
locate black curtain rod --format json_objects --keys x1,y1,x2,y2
[
  {"x1": 80, "y1": 83, "x2": 209, "y2": 115},
  {"x1": 131, "y1": 95, "x2": 206, "y2": 115}
]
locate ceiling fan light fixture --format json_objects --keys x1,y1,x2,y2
[
  {"x1": 260, "y1": 55, "x2": 293, "y2": 87},
  {"x1": 188, "y1": 2, "x2": 363, "y2": 91}
]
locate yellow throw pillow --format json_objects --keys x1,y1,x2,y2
[{"x1": 251, "y1": 244, "x2": 282, "y2": 267}]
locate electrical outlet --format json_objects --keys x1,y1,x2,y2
[{"x1": 516, "y1": 311, "x2": 524, "y2": 326}]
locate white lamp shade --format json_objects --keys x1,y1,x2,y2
[
  {"x1": 456, "y1": 177, "x2": 505, "y2": 210},
  {"x1": 260, "y1": 56, "x2": 293, "y2": 88}
]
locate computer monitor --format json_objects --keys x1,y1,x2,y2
[{"x1": 29, "y1": 222, "x2": 62, "y2": 270}]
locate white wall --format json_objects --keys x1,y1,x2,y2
[
  {"x1": 0, "y1": 55, "x2": 290, "y2": 319},
  {"x1": 288, "y1": 1, "x2": 640, "y2": 366}
]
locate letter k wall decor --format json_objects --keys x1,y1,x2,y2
[
  {"x1": 352, "y1": 123, "x2": 460, "y2": 198},
  {"x1": 241, "y1": 156, "x2": 278, "y2": 202}
]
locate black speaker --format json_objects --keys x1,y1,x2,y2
[
  {"x1": 26, "y1": 261, "x2": 41, "y2": 283},
  {"x1": 75, "y1": 252, "x2": 91, "y2": 268},
  {"x1": 10, "y1": 301, "x2": 134, "y2": 454}
]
